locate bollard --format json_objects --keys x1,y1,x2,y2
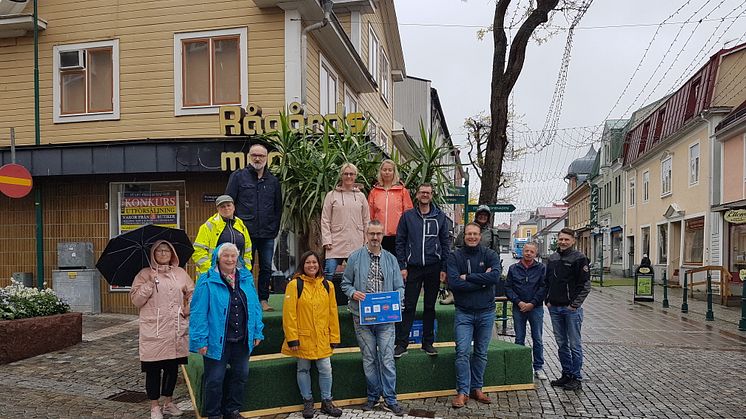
[
  {"x1": 681, "y1": 271, "x2": 689, "y2": 314},
  {"x1": 705, "y1": 270, "x2": 714, "y2": 321},
  {"x1": 662, "y1": 269, "x2": 669, "y2": 309},
  {"x1": 738, "y1": 281, "x2": 746, "y2": 332}
]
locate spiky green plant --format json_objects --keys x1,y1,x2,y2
[{"x1": 399, "y1": 120, "x2": 455, "y2": 205}]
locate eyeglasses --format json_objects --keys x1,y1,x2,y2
[
  {"x1": 250, "y1": 153, "x2": 267, "y2": 159},
  {"x1": 342, "y1": 172, "x2": 357, "y2": 177},
  {"x1": 155, "y1": 249, "x2": 171, "y2": 254}
]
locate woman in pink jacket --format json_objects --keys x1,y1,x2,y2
[
  {"x1": 321, "y1": 162, "x2": 370, "y2": 281},
  {"x1": 130, "y1": 240, "x2": 194, "y2": 419},
  {"x1": 368, "y1": 159, "x2": 413, "y2": 254}
]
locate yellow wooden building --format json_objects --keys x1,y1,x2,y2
[{"x1": 0, "y1": 0, "x2": 406, "y2": 313}]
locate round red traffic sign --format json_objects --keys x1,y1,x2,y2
[{"x1": 0, "y1": 163, "x2": 33, "y2": 198}]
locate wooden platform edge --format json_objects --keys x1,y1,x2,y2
[
  {"x1": 250, "y1": 341, "x2": 458, "y2": 362},
  {"x1": 235, "y1": 382, "x2": 536, "y2": 418},
  {"x1": 181, "y1": 364, "x2": 204, "y2": 419}
]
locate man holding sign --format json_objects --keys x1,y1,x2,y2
[{"x1": 341, "y1": 220, "x2": 405, "y2": 416}]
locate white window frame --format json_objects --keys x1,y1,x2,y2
[
  {"x1": 642, "y1": 170, "x2": 650, "y2": 203},
  {"x1": 319, "y1": 54, "x2": 338, "y2": 115},
  {"x1": 379, "y1": 49, "x2": 390, "y2": 105},
  {"x1": 173, "y1": 27, "x2": 248, "y2": 116},
  {"x1": 368, "y1": 24, "x2": 379, "y2": 84},
  {"x1": 689, "y1": 142, "x2": 700, "y2": 186},
  {"x1": 53, "y1": 40, "x2": 120, "y2": 123},
  {"x1": 344, "y1": 85, "x2": 359, "y2": 115},
  {"x1": 379, "y1": 129, "x2": 389, "y2": 151},
  {"x1": 661, "y1": 156, "x2": 673, "y2": 197},
  {"x1": 367, "y1": 114, "x2": 378, "y2": 143},
  {"x1": 629, "y1": 176, "x2": 636, "y2": 207}
]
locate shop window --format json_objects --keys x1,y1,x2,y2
[
  {"x1": 641, "y1": 226, "x2": 650, "y2": 258},
  {"x1": 174, "y1": 28, "x2": 247, "y2": 115},
  {"x1": 319, "y1": 55, "x2": 338, "y2": 116},
  {"x1": 657, "y1": 224, "x2": 667, "y2": 264},
  {"x1": 661, "y1": 157, "x2": 672, "y2": 196},
  {"x1": 611, "y1": 231, "x2": 623, "y2": 264},
  {"x1": 53, "y1": 40, "x2": 119, "y2": 123},
  {"x1": 729, "y1": 224, "x2": 746, "y2": 274},
  {"x1": 684, "y1": 217, "x2": 704, "y2": 264}
]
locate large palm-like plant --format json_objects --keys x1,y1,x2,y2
[
  {"x1": 399, "y1": 120, "x2": 455, "y2": 204},
  {"x1": 265, "y1": 116, "x2": 381, "y2": 253}
]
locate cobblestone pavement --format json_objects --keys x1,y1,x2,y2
[{"x1": 1, "y1": 287, "x2": 744, "y2": 419}]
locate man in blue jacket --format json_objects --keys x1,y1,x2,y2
[
  {"x1": 341, "y1": 220, "x2": 406, "y2": 416},
  {"x1": 506, "y1": 241, "x2": 547, "y2": 380},
  {"x1": 225, "y1": 143, "x2": 283, "y2": 312},
  {"x1": 446, "y1": 223, "x2": 501, "y2": 408},
  {"x1": 394, "y1": 183, "x2": 451, "y2": 357}
]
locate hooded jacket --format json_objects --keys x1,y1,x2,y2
[
  {"x1": 225, "y1": 165, "x2": 283, "y2": 239},
  {"x1": 454, "y1": 212, "x2": 500, "y2": 253},
  {"x1": 545, "y1": 247, "x2": 591, "y2": 308},
  {"x1": 281, "y1": 273, "x2": 341, "y2": 360},
  {"x1": 193, "y1": 213, "x2": 253, "y2": 276},
  {"x1": 506, "y1": 260, "x2": 547, "y2": 307},
  {"x1": 340, "y1": 246, "x2": 404, "y2": 317},
  {"x1": 189, "y1": 243, "x2": 265, "y2": 360},
  {"x1": 395, "y1": 204, "x2": 452, "y2": 271},
  {"x1": 130, "y1": 240, "x2": 194, "y2": 362},
  {"x1": 368, "y1": 183, "x2": 414, "y2": 237},
  {"x1": 321, "y1": 185, "x2": 370, "y2": 259},
  {"x1": 446, "y1": 244, "x2": 501, "y2": 312}
]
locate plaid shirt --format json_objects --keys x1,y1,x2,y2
[{"x1": 365, "y1": 251, "x2": 384, "y2": 293}]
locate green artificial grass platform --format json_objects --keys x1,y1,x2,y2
[
  {"x1": 253, "y1": 294, "x2": 457, "y2": 355},
  {"x1": 183, "y1": 340, "x2": 534, "y2": 417}
]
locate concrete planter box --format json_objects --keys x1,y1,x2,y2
[{"x1": 0, "y1": 312, "x2": 82, "y2": 364}]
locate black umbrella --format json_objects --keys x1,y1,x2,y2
[{"x1": 96, "y1": 224, "x2": 194, "y2": 287}]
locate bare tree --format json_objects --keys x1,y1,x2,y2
[{"x1": 478, "y1": 0, "x2": 590, "y2": 204}]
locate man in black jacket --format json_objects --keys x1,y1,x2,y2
[
  {"x1": 446, "y1": 223, "x2": 501, "y2": 408},
  {"x1": 394, "y1": 183, "x2": 451, "y2": 358},
  {"x1": 545, "y1": 227, "x2": 591, "y2": 391},
  {"x1": 225, "y1": 143, "x2": 283, "y2": 312}
]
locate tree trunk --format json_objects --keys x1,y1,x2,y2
[{"x1": 479, "y1": 0, "x2": 559, "y2": 204}]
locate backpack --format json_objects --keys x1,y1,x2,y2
[{"x1": 296, "y1": 277, "x2": 330, "y2": 299}]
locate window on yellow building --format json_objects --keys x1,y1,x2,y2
[
  {"x1": 53, "y1": 40, "x2": 119, "y2": 123},
  {"x1": 684, "y1": 217, "x2": 704, "y2": 264},
  {"x1": 174, "y1": 28, "x2": 247, "y2": 116}
]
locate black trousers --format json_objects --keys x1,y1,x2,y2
[
  {"x1": 145, "y1": 362, "x2": 179, "y2": 400},
  {"x1": 395, "y1": 263, "x2": 441, "y2": 347},
  {"x1": 382, "y1": 235, "x2": 397, "y2": 255}
]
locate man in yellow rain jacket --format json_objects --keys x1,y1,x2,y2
[{"x1": 193, "y1": 195, "x2": 252, "y2": 277}]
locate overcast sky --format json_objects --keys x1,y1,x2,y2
[{"x1": 394, "y1": 0, "x2": 746, "y2": 221}]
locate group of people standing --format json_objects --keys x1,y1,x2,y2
[{"x1": 127, "y1": 141, "x2": 592, "y2": 419}]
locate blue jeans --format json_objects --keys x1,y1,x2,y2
[
  {"x1": 202, "y1": 341, "x2": 250, "y2": 416},
  {"x1": 296, "y1": 357, "x2": 333, "y2": 400},
  {"x1": 253, "y1": 238, "x2": 274, "y2": 301},
  {"x1": 454, "y1": 307, "x2": 495, "y2": 395},
  {"x1": 324, "y1": 257, "x2": 345, "y2": 281},
  {"x1": 352, "y1": 315, "x2": 398, "y2": 405},
  {"x1": 549, "y1": 305, "x2": 584, "y2": 379},
  {"x1": 512, "y1": 305, "x2": 545, "y2": 371}
]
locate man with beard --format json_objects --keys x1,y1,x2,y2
[
  {"x1": 545, "y1": 228, "x2": 590, "y2": 391},
  {"x1": 226, "y1": 143, "x2": 283, "y2": 312},
  {"x1": 341, "y1": 220, "x2": 406, "y2": 416}
]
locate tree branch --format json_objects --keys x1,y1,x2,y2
[
  {"x1": 504, "y1": 0, "x2": 560, "y2": 90},
  {"x1": 493, "y1": 0, "x2": 510, "y2": 77}
]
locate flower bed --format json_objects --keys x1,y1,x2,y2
[{"x1": 0, "y1": 281, "x2": 81, "y2": 364}]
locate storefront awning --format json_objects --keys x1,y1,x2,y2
[{"x1": 0, "y1": 139, "x2": 257, "y2": 177}]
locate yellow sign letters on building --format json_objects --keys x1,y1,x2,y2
[{"x1": 219, "y1": 102, "x2": 365, "y2": 136}]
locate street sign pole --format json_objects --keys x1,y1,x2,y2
[{"x1": 463, "y1": 170, "x2": 469, "y2": 227}]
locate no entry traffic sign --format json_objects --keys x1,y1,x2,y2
[{"x1": 0, "y1": 163, "x2": 33, "y2": 198}]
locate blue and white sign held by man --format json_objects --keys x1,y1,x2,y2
[{"x1": 341, "y1": 220, "x2": 406, "y2": 416}]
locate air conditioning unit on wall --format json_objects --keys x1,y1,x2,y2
[{"x1": 59, "y1": 50, "x2": 86, "y2": 70}]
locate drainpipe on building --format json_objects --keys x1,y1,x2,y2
[
  {"x1": 300, "y1": 0, "x2": 333, "y2": 108},
  {"x1": 33, "y1": 0, "x2": 44, "y2": 290}
]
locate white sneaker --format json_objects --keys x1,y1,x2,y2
[
  {"x1": 162, "y1": 403, "x2": 183, "y2": 416},
  {"x1": 150, "y1": 406, "x2": 163, "y2": 419},
  {"x1": 534, "y1": 369, "x2": 548, "y2": 380}
]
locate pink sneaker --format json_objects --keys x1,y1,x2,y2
[{"x1": 162, "y1": 403, "x2": 183, "y2": 416}]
